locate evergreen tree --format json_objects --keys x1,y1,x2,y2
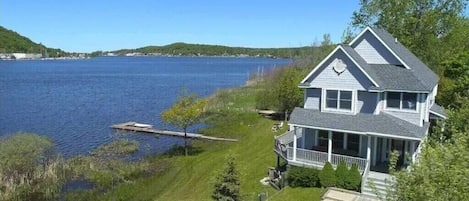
[
  {"x1": 344, "y1": 164, "x2": 362, "y2": 191},
  {"x1": 319, "y1": 162, "x2": 337, "y2": 187},
  {"x1": 335, "y1": 161, "x2": 349, "y2": 189},
  {"x1": 212, "y1": 156, "x2": 241, "y2": 201}
]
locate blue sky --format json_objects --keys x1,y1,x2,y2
[{"x1": 2, "y1": 1, "x2": 361, "y2": 52}]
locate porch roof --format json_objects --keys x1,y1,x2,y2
[
  {"x1": 289, "y1": 107, "x2": 429, "y2": 140},
  {"x1": 429, "y1": 103, "x2": 447, "y2": 119}
]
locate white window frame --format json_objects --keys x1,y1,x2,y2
[
  {"x1": 384, "y1": 92, "x2": 419, "y2": 113},
  {"x1": 322, "y1": 89, "x2": 355, "y2": 113}
]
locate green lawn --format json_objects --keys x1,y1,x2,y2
[{"x1": 78, "y1": 86, "x2": 324, "y2": 200}]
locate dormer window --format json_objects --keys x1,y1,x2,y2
[
  {"x1": 386, "y1": 92, "x2": 417, "y2": 110},
  {"x1": 325, "y1": 90, "x2": 352, "y2": 111}
]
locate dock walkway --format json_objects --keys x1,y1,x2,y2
[{"x1": 110, "y1": 122, "x2": 238, "y2": 142}]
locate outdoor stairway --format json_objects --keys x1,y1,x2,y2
[{"x1": 361, "y1": 171, "x2": 393, "y2": 199}]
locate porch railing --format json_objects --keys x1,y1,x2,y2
[
  {"x1": 361, "y1": 159, "x2": 371, "y2": 191},
  {"x1": 331, "y1": 153, "x2": 367, "y2": 171},
  {"x1": 296, "y1": 147, "x2": 328, "y2": 164},
  {"x1": 283, "y1": 146, "x2": 367, "y2": 173}
]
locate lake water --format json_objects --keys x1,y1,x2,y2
[{"x1": 0, "y1": 56, "x2": 290, "y2": 157}]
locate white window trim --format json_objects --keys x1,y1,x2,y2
[
  {"x1": 322, "y1": 88, "x2": 355, "y2": 114},
  {"x1": 384, "y1": 92, "x2": 419, "y2": 113}
]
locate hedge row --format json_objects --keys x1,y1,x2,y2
[{"x1": 287, "y1": 161, "x2": 361, "y2": 191}]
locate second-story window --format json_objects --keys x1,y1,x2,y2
[
  {"x1": 386, "y1": 92, "x2": 417, "y2": 110},
  {"x1": 326, "y1": 90, "x2": 352, "y2": 111}
]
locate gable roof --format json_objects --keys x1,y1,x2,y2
[
  {"x1": 289, "y1": 107, "x2": 429, "y2": 140},
  {"x1": 300, "y1": 45, "x2": 380, "y2": 87},
  {"x1": 353, "y1": 27, "x2": 439, "y2": 91},
  {"x1": 302, "y1": 27, "x2": 439, "y2": 92}
]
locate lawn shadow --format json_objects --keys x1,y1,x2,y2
[{"x1": 164, "y1": 144, "x2": 204, "y2": 157}]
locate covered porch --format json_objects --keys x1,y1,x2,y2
[{"x1": 274, "y1": 127, "x2": 422, "y2": 174}]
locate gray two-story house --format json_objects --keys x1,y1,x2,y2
[{"x1": 274, "y1": 26, "x2": 447, "y2": 196}]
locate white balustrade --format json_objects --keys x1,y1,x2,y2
[{"x1": 286, "y1": 146, "x2": 367, "y2": 173}]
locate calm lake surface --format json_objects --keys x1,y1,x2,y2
[{"x1": 0, "y1": 56, "x2": 290, "y2": 157}]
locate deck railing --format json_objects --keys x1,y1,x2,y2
[
  {"x1": 283, "y1": 146, "x2": 367, "y2": 173},
  {"x1": 331, "y1": 153, "x2": 367, "y2": 172},
  {"x1": 296, "y1": 147, "x2": 328, "y2": 164}
]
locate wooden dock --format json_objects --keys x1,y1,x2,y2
[{"x1": 110, "y1": 122, "x2": 238, "y2": 142}]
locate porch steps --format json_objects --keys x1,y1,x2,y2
[{"x1": 361, "y1": 171, "x2": 393, "y2": 199}]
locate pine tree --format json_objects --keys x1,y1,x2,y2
[
  {"x1": 212, "y1": 156, "x2": 240, "y2": 201},
  {"x1": 335, "y1": 161, "x2": 348, "y2": 188},
  {"x1": 344, "y1": 163, "x2": 362, "y2": 191},
  {"x1": 319, "y1": 162, "x2": 337, "y2": 187}
]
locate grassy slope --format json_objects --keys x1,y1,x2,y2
[{"x1": 97, "y1": 86, "x2": 324, "y2": 200}]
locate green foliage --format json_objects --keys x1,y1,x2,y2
[
  {"x1": 385, "y1": 100, "x2": 469, "y2": 201},
  {"x1": 344, "y1": 164, "x2": 361, "y2": 191},
  {"x1": 90, "y1": 139, "x2": 139, "y2": 156},
  {"x1": 112, "y1": 42, "x2": 320, "y2": 58},
  {"x1": 255, "y1": 66, "x2": 306, "y2": 113},
  {"x1": 0, "y1": 133, "x2": 66, "y2": 201},
  {"x1": 212, "y1": 156, "x2": 241, "y2": 201},
  {"x1": 161, "y1": 89, "x2": 207, "y2": 156},
  {"x1": 287, "y1": 166, "x2": 320, "y2": 188},
  {"x1": 67, "y1": 139, "x2": 161, "y2": 190},
  {"x1": 351, "y1": 0, "x2": 469, "y2": 70},
  {"x1": 334, "y1": 161, "x2": 348, "y2": 189},
  {"x1": 437, "y1": 52, "x2": 469, "y2": 109},
  {"x1": 0, "y1": 26, "x2": 67, "y2": 57},
  {"x1": 319, "y1": 162, "x2": 337, "y2": 188}
]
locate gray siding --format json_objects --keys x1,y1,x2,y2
[
  {"x1": 357, "y1": 91, "x2": 377, "y2": 113},
  {"x1": 308, "y1": 49, "x2": 374, "y2": 90},
  {"x1": 304, "y1": 88, "x2": 321, "y2": 110},
  {"x1": 352, "y1": 31, "x2": 402, "y2": 65}
]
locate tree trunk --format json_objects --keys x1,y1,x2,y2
[{"x1": 184, "y1": 128, "x2": 188, "y2": 156}]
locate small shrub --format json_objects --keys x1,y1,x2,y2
[
  {"x1": 319, "y1": 162, "x2": 337, "y2": 187},
  {"x1": 212, "y1": 156, "x2": 240, "y2": 201},
  {"x1": 287, "y1": 166, "x2": 319, "y2": 187},
  {"x1": 335, "y1": 161, "x2": 349, "y2": 188},
  {"x1": 344, "y1": 163, "x2": 362, "y2": 191}
]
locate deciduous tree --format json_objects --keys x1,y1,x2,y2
[{"x1": 161, "y1": 90, "x2": 206, "y2": 156}]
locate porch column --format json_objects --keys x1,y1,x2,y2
[
  {"x1": 327, "y1": 131, "x2": 332, "y2": 162},
  {"x1": 404, "y1": 141, "x2": 408, "y2": 165},
  {"x1": 343, "y1": 133, "x2": 348, "y2": 150},
  {"x1": 293, "y1": 126, "x2": 297, "y2": 161},
  {"x1": 301, "y1": 130, "x2": 305, "y2": 149},
  {"x1": 410, "y1": 141, "x2": 416, "y2": 163},
  {"x1": 314, "y1": 130, "x2": 318, "y2": 146},
  {"x1": 366, "y1": 135, "x2": 371, "y2": 164},
  {"x1": 358, "y1": 135, "x2": 363, "y2": 156},
  {"x1": 372, "y1": 136, "x2": 378, "y2": 166}
]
